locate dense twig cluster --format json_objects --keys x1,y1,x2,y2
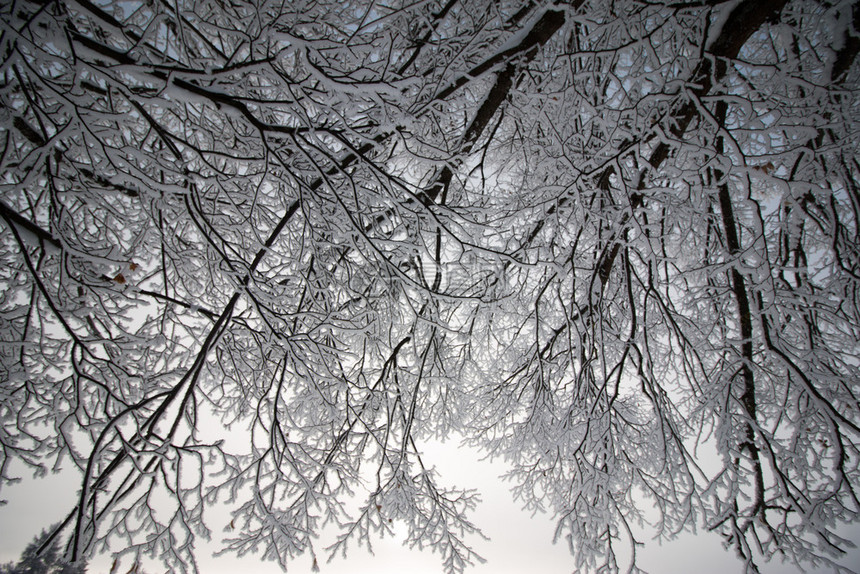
[{"x1": 0, "y1": 0, "x2": 858, "y2": 573}]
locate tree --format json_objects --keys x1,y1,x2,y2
[
  {"x1": 0, "y1": 526, "x2": 86, "y2": 574},
  {"x1": 0, "y1": 0, "x2": 858, "y2": 572}
]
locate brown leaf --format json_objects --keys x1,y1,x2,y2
[
  {"x1": 129, "y1": 262, "x2": 138, "y2": 271},
  {"x1": 114, "y1": 273, "x2": 126, "y2": 284},
  {"x1": 754, "y1": 162, "x2": 775, "y2": 174}
]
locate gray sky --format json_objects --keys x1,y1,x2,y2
[{"x1": 2, "y1": 439, "x2": 858, "y2": 573}]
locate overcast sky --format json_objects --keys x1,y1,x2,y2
[{"x1": 2, "y1": 438, "x2": 858, "y2": 574}]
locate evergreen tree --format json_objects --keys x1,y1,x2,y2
[{"x1": 0, "y1": 527, "x2": 86, "y2": 574}]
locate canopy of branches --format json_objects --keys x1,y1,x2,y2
[{"x1": 0, "y1": 0, "x2": 858, "y2": 572}]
